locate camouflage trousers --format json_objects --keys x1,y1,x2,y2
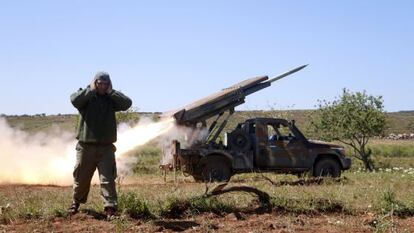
[{"x1": 72, "y1": 142, "x2": 118, "y2": 208}]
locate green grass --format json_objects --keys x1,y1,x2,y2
[
  {"x1": 1, "y1": 111, "x2": 414, "y2": 226},
  {"x1": 1, "y1": 172, "x2": 414, "y2": 223},
  {"x1": 131, "y1": 144, "x2": 163, "y2": 175},
  {"x1": 370, "y1": 143, "x2": 414, "y2": 158},
  {"x1": 118, "y1": 192, "x2": 154, "y2": 219},
  {"x1": 338, "y1": 139, "x2": 414, "y2": 170},
  {"x1": 0, "y1": 186, "x2": 72, "y2": 222}
]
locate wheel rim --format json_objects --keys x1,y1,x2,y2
[{"x1": 320, "y1": 165, "x2": 335, "y2": 176}]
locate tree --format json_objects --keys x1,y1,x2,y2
[{"x1": 311, "y1": 89, "x2": 387, "y2": 171}]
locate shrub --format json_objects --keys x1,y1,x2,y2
[{"x1": 118, "y1": 192, "x2": 154, "y2": 219}]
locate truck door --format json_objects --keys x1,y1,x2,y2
[
  {"x1": 254, "y1": 121, "x2": 269, "y2": 167},
  {"x1": 255, "y1": 121, "x2": 308, "y2": 169}
]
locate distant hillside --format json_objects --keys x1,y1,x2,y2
[
  {"x1": 396, "y1": 110, "x2": 414, "y2": 114},
  {"x1": 3, "y1": 110, "x2": 414, "y2": 136},
  {"x1": 4, "y1": 114, "x2": 78, "y2": 134},
  {"x1": 385, "y1": 111, "x2": 414, "y2": 134}
]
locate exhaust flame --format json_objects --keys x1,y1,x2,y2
[
  {"x1": 0, "y1": 117, "x2": 176, "y2": 186},
  {"x1": 116, "y1": 118, "x2": 175, "y2": 156}
]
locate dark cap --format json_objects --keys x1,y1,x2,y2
[{"x1": 94, "y1": 71, "x2": 111, "y2": 82}]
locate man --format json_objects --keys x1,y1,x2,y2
[{"x1": 68, "y1": 72, "x2": 132, "y2": 218}]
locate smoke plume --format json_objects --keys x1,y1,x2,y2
[
  {"x1": 0, "y1": 117, "x2": 177, "y2": 186},
  {"x1": 159, "y1": 124, "x2": 208, "y2": 165}
]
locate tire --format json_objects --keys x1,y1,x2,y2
[
  {"x1": 228, "y1": 129, "x2": 251, "y2": 152},
  {"x1": 201, "y1": 156, "x2": 232, "y2": 182},
  {"x1": 313, "y1": 158, "x2": 341, "y2": 178},
  {"x1": 192, "y1": 174, "x2": 204, "y2": 182}
]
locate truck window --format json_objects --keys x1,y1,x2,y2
[
  {"x1": 267, "y1": 125, "x2": 278, "y2": 140},
  {"x1": 277, "y1": 124, "x2": 295, "y2": 141}
]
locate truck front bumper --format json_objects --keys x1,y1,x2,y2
[{"x1": 340, "y1": 157, "x2": 352, "y2": 170}]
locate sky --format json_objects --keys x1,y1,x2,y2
[{"x1": 0, "y1": 0, "x2": 413, "y2": 115}]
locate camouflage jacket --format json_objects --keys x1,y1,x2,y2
[{"x1": 70, "y1": 87, "x2": 132, "y2": 144}]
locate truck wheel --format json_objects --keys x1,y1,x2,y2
[
  {"x1": 201, "y1": 156, "x2": 232, "y2": 182},
  {"x1": 313, "y1": 158, "x2": 341, "y2": 178}
]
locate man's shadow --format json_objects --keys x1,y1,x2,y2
[
  {"x1": 154, "y1": 220, "x2": 200, "y2": 232},
  {"x1": 81, "y1": 208, "x2": 107, "y2": 220}
]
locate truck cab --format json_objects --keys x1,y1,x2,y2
[{"x1": 243, "y1": 118, "x2": 309, "y2": 170}]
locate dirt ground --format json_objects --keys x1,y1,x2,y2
[{"x1": 1, "y1": 211, "x2": 414, "y2": 233}]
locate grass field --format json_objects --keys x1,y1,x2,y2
[
  {"x1": 1, "y1": 172, "x2": 414, "y2": 232},
  {"x1": 1, "y1": 112, "x2": 414, "y2": 232}
]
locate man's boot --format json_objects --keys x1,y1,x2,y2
[
  {"x1": 104, "y1": 206, "x2": 117, "y2": 220},
  {"x1": 67, "y1": 203, "x2": 80, "y2": 215}
]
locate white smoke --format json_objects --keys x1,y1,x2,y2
[
  {"x1": 159, "y1": 124, "x2": 208, "y2": 166},
  {"x1": 0, "y1": 117, "x2": 176, "y2": 186},
  {"x1": 0, "y1": 116, "x2": 207, "y2": 186},
  {"x1": 0, "y1": 118, "x2": 76, "y2": 185},
  {"x1": 114, "y1": 117, "x2": 176, "y2": 176}
]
